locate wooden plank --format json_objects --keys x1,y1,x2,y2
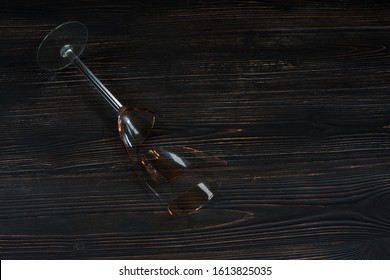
[{"x1": 1, "y1": 0, "x2": 390, "y2": 259}]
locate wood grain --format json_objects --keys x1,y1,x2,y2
[{"x1": 1, "y1": 0, "x2": 390, "y2": 259}]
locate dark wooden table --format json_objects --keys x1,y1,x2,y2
[{"x1": 1, "y1": 0, "x2": 390, "y2": 259}]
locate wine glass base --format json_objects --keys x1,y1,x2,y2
[{"x1": 37, "y1": 21, "x2": 88, "y2": 71}]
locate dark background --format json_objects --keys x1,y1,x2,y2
[{"x1": 1, "y1": 0, "x2": 390, "y2": 259}]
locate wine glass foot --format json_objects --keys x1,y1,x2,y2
[{"x1": 37, "y1": 21, "x2": 88, "y2": 72}]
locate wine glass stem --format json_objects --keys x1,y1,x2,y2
[{"x1": 62, "y1": 47, "x2": 123, "y2": 112}]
